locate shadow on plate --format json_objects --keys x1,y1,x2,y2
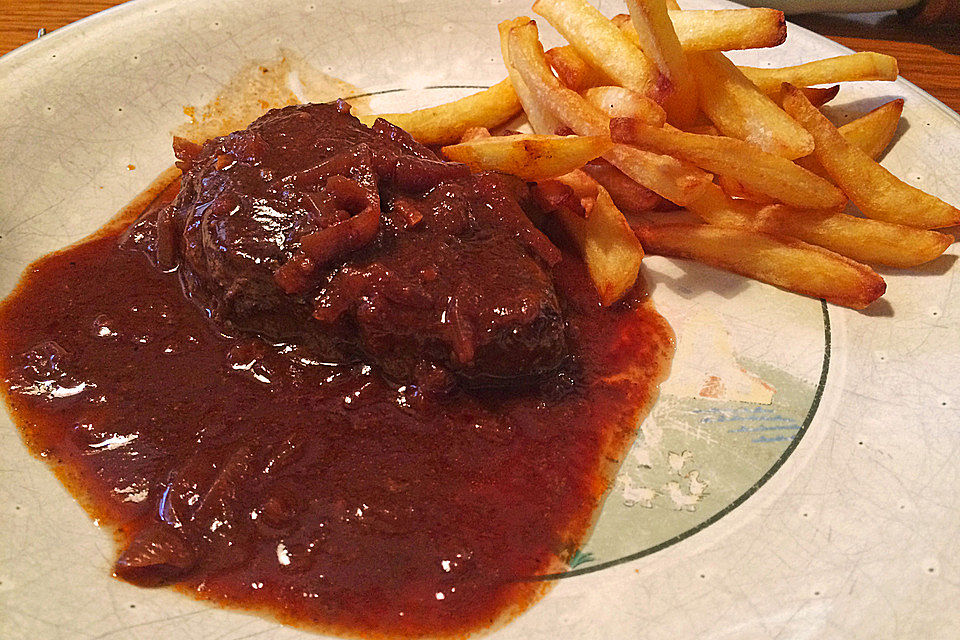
[
  {"x1": 643, "y1": 259, "x2": 751, "y2": 301},
  {"x1": 878, "y1": 252, "x2": 958, "y2": 278}
]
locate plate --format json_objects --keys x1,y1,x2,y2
[{"x1": 1, "y1": 1, "x2": 959, "y2": 638}]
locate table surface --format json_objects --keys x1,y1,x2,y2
[{"x1": 1, "y1": 0, "x2": 958, "y2": 114}]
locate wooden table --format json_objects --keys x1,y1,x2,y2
[{"x1": 2, "y1": 1, "x2": 959, "y2": 114}]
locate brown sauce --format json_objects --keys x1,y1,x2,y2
[{"x1": 0, "y1": 176, "x2": 674, "y2": 638}]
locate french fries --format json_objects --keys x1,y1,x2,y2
[
  {"x1": 442, "y1": 134, "x2": 612, "y2": 180},
  {"x1": 581, "y1": 160, "x2": 662, "y2": 214},
  {"x1": 616, "y1": 9, "x2": 787, "y2": 53},
  {"x1": 782, "y1": 84, "x2": 960, "y2": 229},
  {"x1": 605, "y1": 144, "x2": 713, "y2": 207},
  {"x1": 751, "y1": 205, "x2": 953, "y2": 268},
  {"x1": 508, "y1": 20, "x2": 611, "y2": 137},
  {"x1": 610, "y1": 118, "x2": 845, "y2": 210},
  {"x1": 667, "y1": 9, "x2": 786, "y2": 52},
  {"x1": 836, "y1": 98, "x2": 904, "y2": 159},
  {"x1": 797, "y1": 98, "x2": 903, "y2": 178},
  {"x1": 357, "y1": 79, "x2": 521, "y2": 145},
  {"x1": 583, "y1": 86, "x2": 666, "y2": 123},
  {"x1": 741, "y1": 53, "x2": 899, "y2": 95},
  {"x1": 499, "y1": 17, "x2": 562, "y2": 135},
  {"x1": 368, "y1": 0, "x2": 954, "y2": 309},
  {"x1": 508, "y1": 18, "x2": 712, "y2": 206},
  {"x1": 548, "y1": 5, "x2": 789, "y2": 91},
  {"x1": 716, "y1": 174, "x2": 776, "y2": 205},
  {"x1": 691, "y1": 51, "x2": 814, "y2": 159},
  {"x1": 634, "y1": 223, "x2": 886, "y2": 309},
  {"x1": 545, "y1": 45, "x2": 610, "y2": 93},
  {"x1": 532, "y1": 0, "x2": 669, "y2": 101},
  {"x1": 550, "y1": 171, "x2": 644, "y2": 305},
  {"x1": 772, "y1": 85, "x2": 840, "y2": 109},
  {"x1": 624, "y1": 0, "x2": 698, "y2": 127}
]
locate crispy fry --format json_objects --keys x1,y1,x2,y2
[
  {"x1": 797, "y1": 98, "x2": 904, "y2": 178},
  {"x1": 685, "y1": 181, "x2": 768, "y2": 228},
  {"x1": 752, "y1": 205, "x2": 953, "y2": 268},
  {"x1": 689, "y1": 182, "x2": 951, "y2": 268},
  {"x1": 615, "y1": 9, "x2": 787, "y2": 52},
  {"x1": 508, "y1": 19, "x2": 711, "y2": 205},
  {"x1": 610, "y1": 118, "x2": 844, "y2": 209},
  {"x1": 686, "y1": 123, "x2": 719, "y2": 136},
  {"x1": 838, "y1": 98, "x2": 904, "y2": 159},
  {"x1": 547, "y1": 8, "x2": 788, "y2": 96},
  {"x1": 508, "y1": 20, "x2": 610, "y2": 137},
  {"x1": 546, "y1": 46, "x2": 610, "y2": 92},
  {"x1": 771, "y1": 85, "x2": 840, "y2": 109},
  {"x1": 532, "y1": 0, "x2": 669, "y2": 101},
  {"x1": 625, "y1": 0, "x2": 698, "y2": 127},
  {"x1": 442, "y1": 134, "x2": 612, "y2": 180},
  {"x1": 499, "y1": 17, "x2": 562, "y2": 135},
  {"x1": 741, "y1": 53, "x2": 899, "y2": 95},
  {"x1": 551, "y1": 171, "x2": 644, "y2": 305},
  {"x1": 716, "y1": 174, "x2": 777, "y2": 205},
  {"x1": 582, "y1": 159, "x2": 662, "y2": 214},
  {"x1": 357, "y1": 79, "x2": 521, "y2": 145},
  {"x1": 691, "y1": 51, "x2": 813, "y2": 159},
  {"x1": 583, "y1": 86, "x2": 667, "y2": 124},
  {"x1": 782, "y1": 84, "x2": 960, "y2": 229},
  {"x1": 605, "y1": 144, "x2": 713, "y2": 206},
  {"x1": 459, "y1": 127, "x2": 492, "y2": 142},
  {"x1": 634, "y1": 222, "x2": 886, "y2": 308},
  {"x1": 667, "y1": 9, "x2": 786, "y2": 52}
]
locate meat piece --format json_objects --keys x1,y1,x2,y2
[{"x1": 130, "y1": 101, "x2": 567, "y2": 386}]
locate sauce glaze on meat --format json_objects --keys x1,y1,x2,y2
[
  {"x1": 132, "y1": 100, "x2": 567, "y2": 387},
  {"x1": 0, "y1": 102, "x2": 674, "y2": 638}
]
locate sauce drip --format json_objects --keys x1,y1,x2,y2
[{"x1": 0, "y1": 180, "x2": 673, "y2": 638}]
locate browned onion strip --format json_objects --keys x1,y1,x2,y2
[{"x1": 274, "y1": 175, "x2": 382, "y2": 294}]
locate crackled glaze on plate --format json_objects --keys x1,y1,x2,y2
[{"x1": 1, "y1": 1, "x2": 959, "y2": 638}]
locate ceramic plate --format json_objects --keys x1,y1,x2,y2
[{"x1": 2, "y1": 0, "x2": 959, "y2": 638}]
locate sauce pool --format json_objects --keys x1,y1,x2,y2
[{"x1": 0, "y1": 176, "x2": 673, "y2": 638}]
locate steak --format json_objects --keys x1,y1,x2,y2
[{"x1": 126, "y1": 101, "x2": 567, "y2": 387}]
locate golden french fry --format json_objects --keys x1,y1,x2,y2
[
  {"x1": 624, "y1": 0, "x2": 698, "y2": 127},
  {"x1": 552, "y1": 171, "x2": 644, "y2": 305},
  {"x1": 771, "y1": 85, "x2": 840, "y2": 109},
  {"x1": 689, "y1": 182, "x2": 951, "y2": 268},
  {"x1": 610, "y1": 118, "x2": 845, "y2": 209},
  {"x1": 549, "y1": 5, "x2": 788, "y2": 89},
  {"x1": 691, "y1": 51, "x2": 813, "y2": 159},
  {"x1": 716, "y1": 174, "x2": 777, "y2": 205},
  {"x1": 546, "y1": 46, "x2": 610, "y2": 92},
  {"x1": 741, "y1": 53, "x2": 899, "y2": 95},
  {"x1": 797, "y1": 98, "x2": 904, "y2": 178},
  {"x1": 837, "y1": 98, "x2": 904, "y2": 160},
  {"x1": 508, "y1": 20, "x2": 712, "y2": 206},
  {"x1": 667, "y1": 9, "x2": 786, "y2": 52},
  {"x1": 582, "y1": 160, "x2": 662, "y2": 214},
  {"x1": 442, "y1": 134, "x2": 613, "y2": 180},
  {"x1": 357, "y1": 79, "x2": 521, "y2": 145},
  {"x1": 583, "y1": 86, "x2": 667, "y2": 124},
  {"x1": 499, "y1": 17, "x2": 562, "y2": 135},
  {"x1": 752, "y1": 205, "x2": 953, "y2": 268},
  {"x1": 685, "y1": 123, "x2": 720, "y2": 136},
  {"x1": 615, "y1": 9, "x2": 787, "y2": 52},
  {"x1": 459, "y1": 127, "x2": 492, "y2": 142},
  {"x1": 685, "y1": 181, "x2": 768, "y2": 227},
  {"x1": 634, "y1": 222, "x2": 886, "y2": 309},
  {"x1": 532, "y1": 0, "x2": 669, "y2": 101},
  {"x1": 508, "y1": 21, "x2": 611, "y2": 137},
  {"x1": 605, "y1": 144, "x2": 713, "y2": 206},
  {"x1": 782, "y1": 84, "x2": 960, "y2": 229}
]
